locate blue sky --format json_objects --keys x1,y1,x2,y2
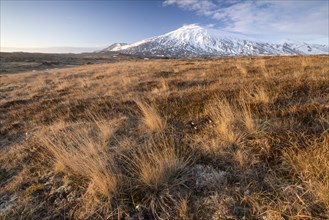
[{"x1": 1, "y1": 0, "x2": 328, "y2": 53}]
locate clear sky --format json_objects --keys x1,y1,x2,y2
[{"x1": 1, "y1": 0, "x2": 328, "y2": 53}]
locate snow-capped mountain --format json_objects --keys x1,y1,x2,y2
[
  {"x1": 101, "y1": 24, "x2": 329, "y2": 57},
  {"x1": 101, "y1": 43, "x2": 128, "y2": 52}
]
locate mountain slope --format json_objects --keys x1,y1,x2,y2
[
  {"x1": 102, "y1": 24, "x2": 329, "y2": 57},
  {"x1": 100, "y1": 43, "x2": 128, "y2": 52}
]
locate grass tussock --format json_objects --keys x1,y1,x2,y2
[
  {"x1": 131, "y1": 139, "x2": 190, "y2": 192},
  {"x1": 244, "y1": 85, "x2": 275, "y2": 104},
  {"x1": 40, "y1": 116, "x2": 123, "y2": 198},
  {"x1": 126, "y1": 137, "x2": 192, "y2": 218},
  {"x1": 136, "y1": 100, "x2": 166, "y2": 132},
  {"x1": 206, "y1": 95, "x2": 258, "y2": 146},
  {"x1": 284, "y1": 133, "x2": 329, "y2": 209},
  {"x1": 207, "y1": 97, "x2": 243, "y2": 145},
  {"x1": 1, "y1": 55, "x2": 328, "y2": 219}
]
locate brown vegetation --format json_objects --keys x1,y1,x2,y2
[{"x1": 0, "y1": 55, "x2": 328, "y2": 219}]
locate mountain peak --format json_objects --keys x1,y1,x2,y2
[
  {"x1": 171, "y1": 24, "x2": 209, "y2": 35},
  {"x1": 180, "y1": 24, "x2": 202, "y2": 29}
]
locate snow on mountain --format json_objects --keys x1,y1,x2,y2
[
  {"x1": 100, "y1": 43, "x2": 128, "y2": 52},
  {"x1": 101, "y1": 24, "x2": 329, "y2": 57}
]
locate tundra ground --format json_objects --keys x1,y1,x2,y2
[{"x1": 0, "y1": 55, "x2": 328, "y2": 219}]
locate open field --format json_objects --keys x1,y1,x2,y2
[
  {"x1": 0, "y1": 55, "x2": 329, "y2": 219},
  {"x1": 0, "y1": 52, "x2": 139, "y2": 74}
]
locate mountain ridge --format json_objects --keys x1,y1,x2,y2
[{"x1": 101, "y1": 24, "x2": 329, "y2": 57}]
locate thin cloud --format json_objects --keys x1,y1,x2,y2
[
  {"x1": 163, "y1": 0, "x2": 215, "y2": 16},
  {"x1": 163, "y1": 0, "x2": 329, "y2": 37}
]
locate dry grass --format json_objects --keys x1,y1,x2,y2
[
  {"x1": 284, "y1": 133, "x2": 329, "y2": 209},
  {"x1": 206, "y1": 95, "x2": 258, "y2": 146},
  {"x1": 132, "y1": 146, "x2": 189, "y2": 192},
  {"x1": 126, "y1": 137, "x2": 192, "y2": 218},
  {"x1": 1, "y1": 55, "x2": 328, "y2": 219},
  {"x1": 39, "y1": 116, "x2": 123, "y2": 197},
  {"x1": 239, "y1": 99, "x2": 256, "y2": 134},
  {"x1": 258, "y1": 58, "x2": 273, "y2": 79},
  {"x1": 235, "y1": 61, "x2": 248, "y2": 76},
  {"x1": 244, "y1": 85, "x2": 274, "y2": 104},
  {"x1": 136, "y1": 100, "x2": 166, "y2": 132},
  {"x1": 207, "y1": 97, "x2": 244, "y2": 145}
]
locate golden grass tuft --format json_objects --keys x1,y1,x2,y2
[
  {"x1": 207, "y1": 97, "x2": 241, "y2": 145},
  {"x1": 134, "y1": 148, "x2": 189, "y2": 192},
  {"x1": 206, "y1": 95, "x2": 258, "y2": 146},
  {"x1": 136, "y1": 100, "x2": 166, "y2": 132},
  {"x1": 284, "y1": 133, "x2": 329, "y2": 209},
  {"x1": 238, "y1": 97, "x2": 256, "y2": 134},
  {"x1": 243, "y1": 85, "x2": 274, "y2": 104},
  {"x1": 126, "y1": 137, "x2": 192, "y2": 218},
  {"x1": 39, "y1": 116, "x2": 123, "y2": 197}
]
